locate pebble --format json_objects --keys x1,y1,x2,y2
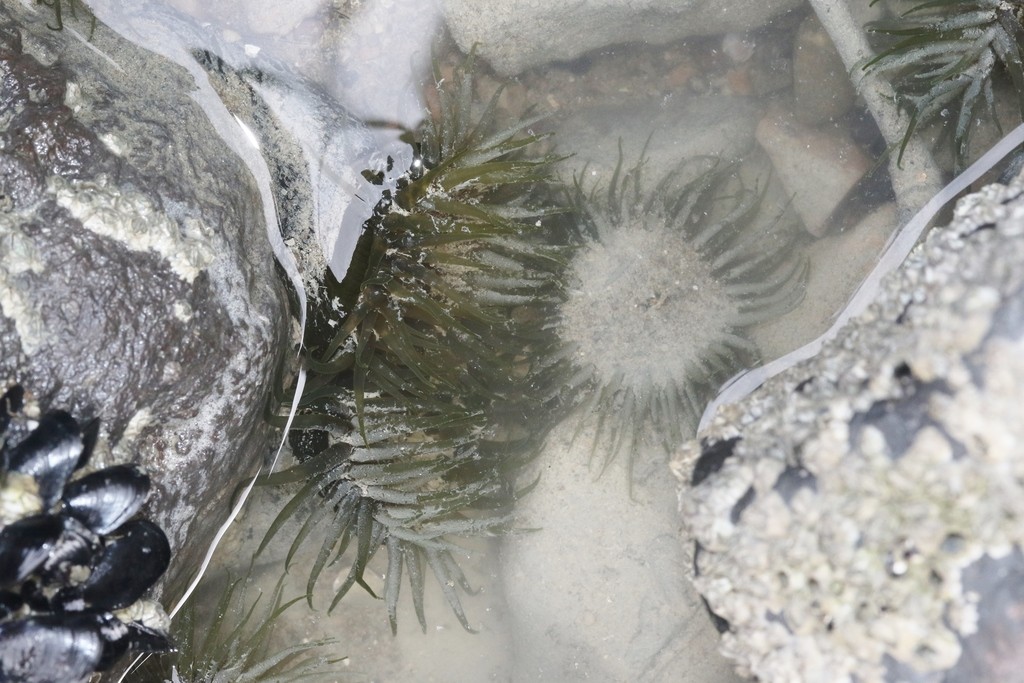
[{"x1": 792, "y1": 14, "x2": 856, "y2": 126}]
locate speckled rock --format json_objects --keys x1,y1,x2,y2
[
  {"x1": 673, "y1": 174, "x2": 1024, "y2": 682},
  {"x1": 0, "y1": 4, "x2": 286, "y2": 601},
  {"x1": 442, "y1": 0, "x2": 804, "y2": 76}
]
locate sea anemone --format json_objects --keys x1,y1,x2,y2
[
  {"x1": 554, "y1": 154, "x2": 807, "y2": 482},
  {"x1": 263, "y1": 51, "x2": 568, "y2": 632},
  {"x1": 135, "y1": 572, "x2": 338, "y2": 683},
  {"x1": 863, "y1": 0, "x2": 1024, "y2": 171}
]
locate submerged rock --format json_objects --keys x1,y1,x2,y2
[
  {"x1": 675, "y1": 173, "x2": 1024, "y2": 681},
  {"x1": 0, "y1": 3, "x2": 286, "y2": 602},
  {"x1": 791, "y1": 13, "x2": 855, "y2": 126},
  {"x1": 442, "y1": 0, "x2": 803, "y2": 76},
  {"x1": 755, "y1": 106, "x2": 873, "y2": 237},
  {"x1": 552, "y1": 95, "x2": 761, "y2": 182}
]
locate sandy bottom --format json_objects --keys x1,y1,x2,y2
[
  {"x1": 199, "y1": 421, "x2": 743, "y2": 682},
  {"x1": 498, "y1": 417, "x2": 745, "y2": 682},
  {"x1": 196, "y1": 482, "x2": 511, "y2": 681},
  {"x1": 181, "y1": 188, "x2": 898, "y2": 681}
]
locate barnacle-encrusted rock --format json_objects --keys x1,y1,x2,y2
[
  {"x1": 674, "y1": 173, "x2": 1024, "y2": 681},
  {"x1": 0, "y1": 2, "x2": 286, "y2": 603}
]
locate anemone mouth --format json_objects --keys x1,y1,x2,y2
[
  {"x1": 558, "y1": 157, "x2": 807, "y2": 478},
  {"x1": 562, "y1": 212, "x2": 741, "y2": 384}
]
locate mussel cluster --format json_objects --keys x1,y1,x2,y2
[{"x1": 0, "y1": 385, "x2": 174, "y2": 682}]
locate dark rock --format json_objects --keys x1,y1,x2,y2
[
  {"x1": 691, "y1": 436, "x2": 741, "y2": 486},
  {"x1": 0, "y1": 2, "x2": 287, "y2": 609},
  {"x1": 946, "y1": 551, "x2": 1024, "y2": 683}
]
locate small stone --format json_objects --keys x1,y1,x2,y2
[
  {"x1": 756, "y1": 108, "x2": 871, "y2": 236},
  {"x1": 792, "y1": 14, "x2": 856, "y2": 126}
]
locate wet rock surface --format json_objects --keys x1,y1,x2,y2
[
  {"x1": 674, "y1": 174, "x2": 1024, "y2": 681},
  {"x1": 0, "y1": 4, "x2": 286, "y2": 601},
  {"x1": 442, "y1": 0, "x2": 804, "y2": 76}
]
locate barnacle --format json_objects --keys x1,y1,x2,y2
[
  {"x1": 263, "y1": 51, "x2": 568, "y2": 631},
  {"x1": 863, "y1": 0, "x2": 1024, "y2": 171},
  {"x1": 554, "y1": 155, "x2": 807, "y2": 483}
]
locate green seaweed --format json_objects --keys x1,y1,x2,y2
[{"x1": 135, "y1": 573, "x2": 341, "y2": 682}]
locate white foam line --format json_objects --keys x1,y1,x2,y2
[
  {"x1": 149, "y1": 43, "x2": 315, "y2": 629},
  {"x1": 699, "y1": 122, "x2": 1024, "y2": 432}
]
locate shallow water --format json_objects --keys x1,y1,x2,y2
[{"x1": 22, "y1": 0, "x2": 1016, "y2": 680}]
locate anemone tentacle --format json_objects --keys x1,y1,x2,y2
[
  {"x1": 555, "y1": 155, "x2": 808, "y2": 481},
  {"x1": 263, "y1": 51, "x2": 570, "y2": 632}
]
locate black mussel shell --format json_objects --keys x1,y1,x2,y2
[
  {"x1": 91, "y1": 609, "x2": 130, "y2": 671},
  {"x1": 56, "y1": 519, "x2": 170, "y2": 611},
  {"x1": 0, "y1": 590, "x2": 22, "y2": 620},
  {"x1": 61, "y1": 464, "x2": 149, "y2": 536},
  {"x1": 73, "y1": 419, "x2": 99, "y2": 473},
  {"x1": 20, "y1": 516, "x2": 102, "y2": 614},
  {"x1": 95, "y1": 601, "x2": 176, "y2": 670},
  {"x1": 4, "y1": 411, "x2": 84, "y2": 509},
  {"x1": 0, "y1": 385, "x2": 24, "y2": 436},
  {"x1": 0, "y1": 514, "x2": 63, "y2": 588},
  {"x1": 122, "y1": 617, "x2": 175, "y2": 654},
  {"x1": 0, "y1": 614, "x2": 104, "y2": 683}
]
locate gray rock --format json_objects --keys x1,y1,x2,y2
[
  {"x1": 0, "y1": 4, "x2": 286, "y2": 599},
  {"x1": 552, "y1": 95, "x2": 762, "y2": 183},
  {"x1": 673, "y1": 174, "x2": 1024, "y2": 681},
  {"x1": 792, "y1": 14, "x2": 856, "y2": 126},
  {"x1": 442, "y1": 0, "x2": 805, "y2": 76}
]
